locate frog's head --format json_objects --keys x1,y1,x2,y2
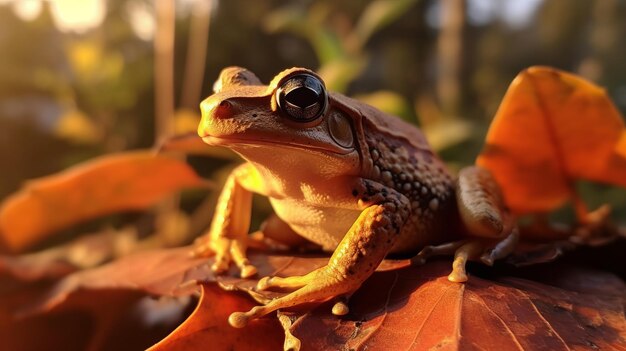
[{"x1": 199, "y1": 67, "x2": 363, "y2": 176}]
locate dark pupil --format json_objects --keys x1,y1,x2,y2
[
  {"x1": 285, "y1": 87, "x2": 318, "y2": 108},
  {"x1": 278, "y1": 74, "x2": 326, "y2": 122}
]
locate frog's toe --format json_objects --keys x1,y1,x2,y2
[
  {"x1": 448, "y1": 228, "x2": 519, "y2": 283},
  {"x1": 480, "y1": 251, "x2": 495, "y2": 266},
  {"x1": 410, "y1": 246, "x2": 432, "y2": 265},
  {"x1": 210, "y1": 251, "x2": 231, "y2": 274},
  {"x1": 447, "y1": 270, "x2": 469, "y2": 283},
  {"x1": 190, "y1": 241, "x2": 213, "y2": 258},
  {"x1": 239, "y1": 263, "x2": 258, "y2": 279},
  {"x1": 228, "y1": 309, "x2": 257, "y2": 328},
  {"x1": 256, "y1": 276, "x2": 273, "y2": 290},
  {"x1": 256, "y1": 272, "x2": 314, "y2": 291},
  {"x1": 331, "y1": 296, "x2": 350, "y2": 316},
  {"x1": 479, "y1": 227, "x2": 519, "y2": 267},
  {"x1": 448, "y1": 241, "x2": 483, "y2": 283},
  {"x1": 190, "y1": 239, "x2": 232, "y2": 274}
]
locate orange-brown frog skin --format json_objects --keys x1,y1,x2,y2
[{"x1": 195, "y1": 67, "x2": 518, "y2": 328}]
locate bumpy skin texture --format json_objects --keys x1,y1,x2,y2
[{"x1": 194, "y1": 67, "x2": 517, "y2": 328}]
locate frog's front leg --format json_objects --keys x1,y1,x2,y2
[
  {"x1": 228, "y1": 179, "x2": 411, "y2": 328},
  {"x1": 413, "y1": 166, "x2": 519, "y2": 282},
  {"x1": 193, "y1": 163, "x2": 262, "y2": 278}
]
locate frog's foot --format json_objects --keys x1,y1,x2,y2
[
  {"x1": 191, "y1": 236, "x2": 258, "y2": 279},
  {"x1": 411, "y1": 240, "x2": 467, "y2": 265},
  {"x1": 412, "y1": 240, "x2": 483, "y2": 283},
  {"x1": 411, "y1": 229, "x2": 519, "y2": 283},
  {"x1": 257, "y1": 273, "x2": 352, "y2": 316},
  {"x1": 229, "y1": 267, "x2": 356, "y2": 328}
]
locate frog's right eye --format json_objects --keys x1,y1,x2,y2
[{"x1": 276, "y1": 74, "x2": 327, "y2": 123}]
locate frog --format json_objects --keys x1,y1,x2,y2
[{"x1": 193, "y1": 66, "x2": 519, "y2": 328}]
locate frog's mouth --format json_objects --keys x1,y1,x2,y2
[{"x1": 201, "y1": 135, "x2": 353, "y2": 156}]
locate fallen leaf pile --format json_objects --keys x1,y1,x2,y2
[{"x1": 0, "y1": 67, "x2": 625, "y2": 350}]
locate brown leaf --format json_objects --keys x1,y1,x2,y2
[
  {"x1": 0, "y1": 151, "x2": 209, "y2": 252},
  {"x1": 476, "y1": 66, "x2": 626, "y2": 215},
  {"x1": 1, "y1": 281, "x2": 167, "y2": 351},
  {"x1": 149, "y1": 284, "x2": 284, "y2": 351},
  {"x1": 0, "y1": 250, "x2": 194, "y2": 351},
  {"x1": 284, "y1": 261, "x2": 626, "y2": 350},
  {"x1": 0, "y1": 228, "x2": 135, "y2": 281},
  {"x1": 9, "y1": 244, "x2": 625, "y2": 350},
  {"x1": 21, "y1": 247, "x2": 210, "y2": 316}
]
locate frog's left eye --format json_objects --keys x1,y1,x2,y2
[{"x1": 276, "y1": 74, "x2": 327, "y2": 123}]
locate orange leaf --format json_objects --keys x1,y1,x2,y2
[
  {"x1": 285, "y1": 261, "x2": 626, "y2": 350},
  {"x1": 150, "y1": 284, "x2": 284, "y2": 351},
  {"x1": 0, "y1": 151, "x2": 209, "y2": 252},
  {"x1": 477, "y1": 66, "x2": 626, "y2": 215},
  {"x1": 5, "y1": 242, "x2": 625, "y2": 350},
  {"x1": 21, "y1": 247, "x2": 209, "y2": 315},
  {"x1": 0, "y1": 229, "x2": 134, "y2": 281}
]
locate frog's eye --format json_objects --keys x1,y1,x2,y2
[{"x1": 276, "y1": 74, "x2": 327, "y2": 123}]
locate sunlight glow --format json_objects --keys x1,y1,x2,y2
[
  {"x1": 427, "y1": 0, "x2": 544, "y2": 29},
  {"x1": 50, "y1": 0, "x2": 106, "y2": 33},
  {"x1": 2, "y1": 0, "x2": 107, "y2": 32},
  {"x1": 11, "y1": 0, "x2": 43, "y2": 21},
  {"x1": 126, "y1": 0, "x2": 155, "y2": 41}
]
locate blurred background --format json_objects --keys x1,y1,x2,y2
[{"x1": 1, "y1": 0, "x2": 626, "y2": 231}]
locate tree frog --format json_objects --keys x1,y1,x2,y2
[{"x1": 194, "y1": 67, "x2": 518, "y2": 328}]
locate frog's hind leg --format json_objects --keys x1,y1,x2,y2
[
  {"x1": 451, "y1": 166, "x2": 518, "y2": 281},
  {"x1": 414, "y1": 166, "x2": 518, "y2": 282}
]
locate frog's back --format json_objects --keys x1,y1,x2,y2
[{"x1": 332, "y1": 93, "x2": 459, "y2": 253}]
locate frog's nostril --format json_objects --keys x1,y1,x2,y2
[{"x1": 215, "y1": 100, "x2": 234, "y2": 119}]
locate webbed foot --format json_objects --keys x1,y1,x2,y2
[{"x1": 229, "y1": 266, "x2": 358, "y2": 328}]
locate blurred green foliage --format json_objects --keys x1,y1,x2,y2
[{"x1": 1, "y1": 0, "x2": 625, "y2": 221}]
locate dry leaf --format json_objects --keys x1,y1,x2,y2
[
  {"x1": 477, "y1": 66, "x2": 626, "y2": 215},
  {"x1": 283, "y1": 261, "x2": 626, "y2": 350},
  {"x1": 0, "y1": 247, "x2": 202, "y2": 351},
  {"x1": 21, "y1": 247, "x2": 210, "y2": 316},
  {"x1": 4, "y1": 242, "x2": 625, "y2": 350},
  {"x1": 149, "y1": 284, "x2": 284, "y2": 351},
  {"x1": 0, "y1": 228, "x2": 136, "y2": 281},
  {"x1": 0, "y1": 151, "x2": 209, "y2": 252}
]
